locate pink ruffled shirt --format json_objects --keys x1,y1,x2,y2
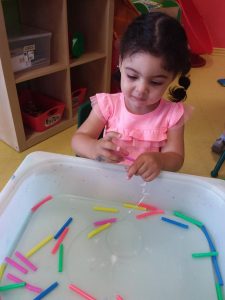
[{"x1": 91, "y1": 93, "x2": 184, "y2": 163}]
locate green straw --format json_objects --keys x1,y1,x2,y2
[
  {"x1": 192, "y1": 251, "x2": 218, "y2": 258},
  {"x1": 173, "y1": 211, "x2": 203, "y2": 227},
  {"x1": 216, "y1": 282, "x2": 224, "y2": 300},
  {"x1": 0, "y1": 282, "x2": 26, "y2": 291},
  {"x1": 58, "y1": 244, "x2": 64, "y2": 272}
]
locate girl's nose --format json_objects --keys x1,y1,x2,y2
[{"x1": 136, "y1": 80, "x2": 148, "y2": 95}]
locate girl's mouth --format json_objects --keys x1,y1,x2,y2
[{"x1": 132, "y1": 96, "x2": 146, "y2": 102}]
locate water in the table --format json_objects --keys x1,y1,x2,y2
[{"x1": 0, "y1": 193, "x2": 217, "y2": 299}]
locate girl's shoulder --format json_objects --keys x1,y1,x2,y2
[
  {"x1": 159, "y1": 98, "x2": 184, "y2": 111},
  {"x1": 94, "y1": 92, "x2": 122, "y2": 101},
  {"x1": 90, "y1": 92, "x2": 123, "y2": 120},
  {"x1": 158, "y1": 98, "x2": 185, "y2": 128}
]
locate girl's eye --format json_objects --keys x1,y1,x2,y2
[
  {"x1": 127, "y1": 74, "x2": 137, "y2": 80},
  {"x1": 151, "y1": 81, "x2": 163, "y2": 86}
]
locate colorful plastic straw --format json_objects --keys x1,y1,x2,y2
[
  {"x1": 5, "y1": 257, "x2": 28, "y2": 274},
  {"x1": 0, "y1": 282, "x2": 26, "y2": 291},
  {"x1": 7, "y1": 273, "x2": 42, "y2": 293},
  {"x1": 201, "y1": 225, "x2": 223, "y2": 286},
  {"x1": 201, "y1": 225, "x2": 216, "y2": 251},
  {"x1": 25, "y1": 234, "x2": 53, "y2": 258},
  {"x1": 94, "y1": 218, "x2": 117, "y2": 227},
  {"x1": 125, "y1": 156, "x2": 135, "y2": 162},
  {"x1": 15, "y1": 251, "x2": 37, "y2": 271},
  {"x1": 31, "y1": 195, "x2": 53, "y2": 212},
  {"x1": 54, "y1": 217, "x2": 73, "y2": 239},
  {"x1": 0, "y1": 263, "x2": 6, "y2": 280},
  {"x1": 51, "y1": 227, "x2": 69, "y2": 254},
  {"x1": 93, "y1": 206, "x2": 119, "y2": 213},
  {"x1": 123, "y1": 203, "x2": 146, "y2": 211},
  {"x1": 192, "y1": 251, "x2": 218, "y2": 258},
  {"x1": 136, "y1": 209, "x2": 164, "y2": 220},
  {"x1": 88, "y1": 223, "x2": 111, "y2": 239},
  {"x1": 58, "y1": 244, "x2": 64, "y2": 272},
  {"x1": 138, "y1": 202, "x2": 160, "y2": 211},
  {"x1": 116, "y1": 295, "x2": 124, "y2": 300},
  {"x1": 173, "y1": 211, "x2": 203, "y2": 227},
  {"x1": 69, "y1": 283, "x2": 97, "y2": 300},
  {"x1": 161, "y1": 217, "x2": 189, "y2": 229},
  {"x1": 33, "y1": 281, "x2": 58, "y2": 300},
  {"x1": 216, "y1": 282, "x2": 223, "y2": 300}
]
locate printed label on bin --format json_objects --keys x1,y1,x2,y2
[
  {"x1": 45, "y1": 115, "x2": 61, "y2": 127},
  {"x1": 11, "y1": 54, "x2": 31, "y2": 72},
  {"x1": 24, "y1": 44, "x2": 35, "y2": 52}
]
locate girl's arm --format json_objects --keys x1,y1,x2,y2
[
  {"x1": 160, "y1": 124, "x2": 184, "y2": 171},
  {"x1": 71, "y1": 110, "x2": 126, "y2": 162},
  {"x1": 127, "y1": 125, "x2": 184, "y2": 181}
]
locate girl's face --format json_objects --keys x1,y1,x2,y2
[{"x1": 120, "y1": 52, "x2": 175, "y2": 114}]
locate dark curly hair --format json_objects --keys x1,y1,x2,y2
[{"x1": 120, "y1": 12, "x2": 191, "y2": 102}]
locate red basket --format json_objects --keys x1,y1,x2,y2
[
  {"x1": 71, "y1": 88, "x2": 87, "y2": 114},
  {"x1": 18, "y1": 89, "x2": 65, "y2": 132}
]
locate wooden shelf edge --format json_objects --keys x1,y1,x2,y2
[
  {"x1": 15, "y1": 62, "x2": 68, "y2": 84},
  {"x1": 70, "y1": 51, "x2": 106, "y2": 68},
  {"x1": 24, "y1": 119, "x2": 73, "y2": 148}
]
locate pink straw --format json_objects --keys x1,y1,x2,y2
[
  {"x1": 136, "y1": 209, "x2": 165, "y2": 220},
  {"x1": 138, "y1": 202, "x2": 160, "y2": 211},
  {"x1": 93, "y1": 218, "x2": 117, "y2": 227},
  {"x1": 125, "y1": 156, "x2": 135, "y2": 162},
  {"x1": 5, "y1": 257, "x2": 28, "y2": 274},
  {"x1": 7, "y1": 273, "x2": 42, "y2": 293},
  {"x1": 69, "y1": 284, "x2": 97, "y2": 300},
  {"x1": 51, "y1": 227, "x2": 69, "y2": 254},
  {"x1": 15, "y1": 251, "x2": 37, "y2": 271},
  {"x1": 116, "y1": 296, "x2": 124, "y2": 300},
  {"x1": 31, "y1": 195, "x2": 53, "y2": 212}
]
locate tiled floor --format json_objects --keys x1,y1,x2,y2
[{"x1": 0, "y1": 51, "x2": 225, "y2": 191}]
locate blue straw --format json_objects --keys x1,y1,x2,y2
[
  {"x1": 33, "y1": 281, "x2": 58, "y2": 300},
  {"x1": 201, "y1": 225, "x2": 223, "y2": 286},
  {"x1": 161, "y1": 216, "x2": 189, "y2": 229},
  {"x1": 54, "y1": 217, "x2": 73, "y2": 239}
]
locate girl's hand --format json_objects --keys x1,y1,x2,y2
[
  {"x1": 127, "y1": 152, "x2": 163, "y2": 181},
  {"x1": 95, "y1": 132, "x2": 128, "y2": 163}
]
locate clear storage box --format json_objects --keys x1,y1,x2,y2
[
  {"x1": 0, "y1": 152, "x2": 225, "y2": 299},
  {"x1": 8, "y1": 26, "x2": 52, "y2": 73}
]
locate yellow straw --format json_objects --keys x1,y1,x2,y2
[
  {"x1": 88, "y1": 223, "x2": 111, "y2": 239},
  {"x1": 0, "y1": 263, "x2": 6, "y2": 281},
  {"x1": 25, "y1": 234, "x2": 53, "y2": 258},
  {"x1": 93, "y1": 206, "x2": 119, "y2": 213},
  {"x1": 123, "y1": 203, "x2": 146, "y2": 211}
]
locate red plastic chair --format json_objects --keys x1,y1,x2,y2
[{"x1": 176, "y1": 0, "x2": 213, "y2": 67}]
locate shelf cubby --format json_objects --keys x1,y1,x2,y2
[{"x1": 0, "y1": 0, "x2": 114, "y2": 151}]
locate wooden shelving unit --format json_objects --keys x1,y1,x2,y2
[{"x1": 0, "y1": 0, "x2": 114, "y2": 151}]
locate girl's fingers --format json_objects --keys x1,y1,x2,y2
[
  {"x1": 104, "y1": 131, "x2": 121, "y2": 141},
  {"x1": 102, "y1": 140, "x2": 120, "y2": 152}
]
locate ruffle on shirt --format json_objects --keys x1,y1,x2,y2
[
  {"x1": 105, "y1": 127, "x2": 168, "y2": 143},
  {"x1": 169, "y1": 103, "x2": 194, "y2": 130},
  {"x1": 89, "y1": 93, "x2": 192, "y2": 156},
  {"x1": 90, "y1": 94, "x2": 113, "y2": 122}
]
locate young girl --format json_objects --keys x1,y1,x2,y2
[{"x1": 71, "y1": 12, "x2": 191, "y2": 181}]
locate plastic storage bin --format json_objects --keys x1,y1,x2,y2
[
  {"x1": 8, "y1": 26, "x2": 52, "y2": 73},
  {"x1": 0, "y1": 152, "x2": 225, "y2": 299},
  {"x1": 18, "y1": 89, "x2": 65, "y2": 132}
]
